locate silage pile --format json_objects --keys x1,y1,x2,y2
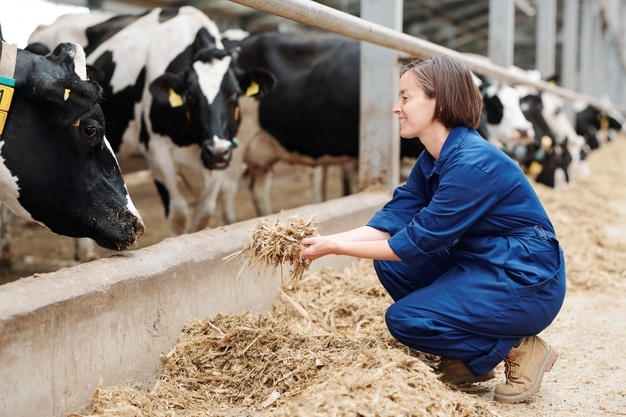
[
  {"x1": 72, "y1": 259, "x2": 496, "y2": 417},
  {"x1": 71, "y1": 137, "x2": 626, "y2": 416}
]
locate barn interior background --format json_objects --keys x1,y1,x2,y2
[
  {"x1": 2, "y1": 2, "x2": 626, "y2": 416},
  {"x1": 2, "y1": 0, "x2": 625, "y2": 107}
]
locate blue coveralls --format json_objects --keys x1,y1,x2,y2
[{"x1": 368, "y1": 126, "x2": 566, "y2": 376}]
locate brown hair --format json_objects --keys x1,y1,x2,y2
[{"x1": 400, "y1": 55, "x2": 483, "y2": 129}]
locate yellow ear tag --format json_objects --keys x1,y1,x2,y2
[
  {"x1": 234, "y1": 106, "x2": 240, "y2": 121},
  {"x1": 245, "y1": 81, "x2": 259, "y2": 97},
  {"x1": 64, "y1": 89, "x2": 71, "y2": 101},
  {"x1": 600, "y1": 116, "x2": 609, "y2": 131},
  {"x1": 529, "y1": 161, "x2": 543, "y2": 176},
  {"x1": 168, "y1": 89, "x2": 184, "y2": 108},
  {"x1": 72, "y1": 119, "x2": 80, "y2": 127}
]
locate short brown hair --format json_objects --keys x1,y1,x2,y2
[{"x1": 400, "y1": 55, "x2": 483, "y2": 129}]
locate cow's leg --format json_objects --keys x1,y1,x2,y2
[
  {"x1": 175, "y1": 144, "x2": 232, "y2": 232},
  {"x1": 148, "y1": 141, "x2": 190, "y2": 236},
  {"x1": 249, "y1": 167, "x2": 274, "y2": 216},
  {"x1": 74, "y1": 238, "x2": 98, "y2": 262},
  {"x1": 0, "y1": 204, "x2": 14, "y2": 269},
  {"x1": 310, "y1": 166, "x2": 327, "y2": 203},
  {"x1": 219, "y1": 172, "x2": 240, "y2": 225},
  {"x1": 342, "y1": 160, "x2": 359, "y2": 195},
  {"x1": 185, "y1": 170, "x2": 223, "y2": 233},
  {"x1": 217, "y1": 132, "x2": 250, "y2": 225}
]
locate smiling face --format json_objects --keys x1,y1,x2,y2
[{"x1": 392, "y1": 71, "x2": 437, "y2": 139}]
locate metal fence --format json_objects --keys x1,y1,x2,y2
[{"x1": 228, "y1": 0, "x2": 626, "y2": 115}]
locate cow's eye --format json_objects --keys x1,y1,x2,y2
[
  {"x1": 83, "y1": 124, "x2": 98, "y2": 138},
  {"x1": 80, "y1": 121, "x2": 103, "y2": 145}
]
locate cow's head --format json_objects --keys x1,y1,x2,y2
[
  {"x1": 149, "y1": 28, "x2": 276, "y2": 170},
  {"x1": 0, "y1": 42, "x2": 144, "y2": 251},
  {"x1": 479, "y1": 79, "x2": 535, "y2": 147}
]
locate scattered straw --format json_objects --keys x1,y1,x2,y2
[
  {"x1": 224, "y1": 216, "x2": 319, "y2": 282},
  {"x1": 72, "y1": 260, "x2": 497, "y2": 417}
]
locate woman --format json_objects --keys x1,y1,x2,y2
[{"x1": 301, "y1": 55, "x2": 566, "y2": 404}]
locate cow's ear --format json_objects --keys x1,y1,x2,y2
[
  {"x1": 24, "y1": 75, "x2": 103, "y2": 126},
  {"x1": 150, "y1": 73, "x2": 186, "y2": 107},
  {"x1": 86, "y1": 65, "x2": 105, "y2": 83},
  {"x1": 238, "y1": 68, "x2": 277, "y2": 99},
  {"x1": 24, "y1": 42, "x2": 50, "y2": 55}
]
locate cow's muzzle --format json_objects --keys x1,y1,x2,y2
[{"x1": 201, "y1": 137, "x2": 233, "y2": 170}]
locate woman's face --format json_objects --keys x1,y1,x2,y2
[{"x1": 392, "y1": 72, "x2": 437, "y2": 139}]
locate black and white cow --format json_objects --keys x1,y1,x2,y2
[
  {"x1": 218, "y1": 31, "x2": 543, "y2": 222},
  {"x1": 575, "y1": 104, "x2": 624, "y2": 150},
  {"x1": 26, "y1": 7, "x2": 275, "y2": 258},
  {"x1": 517, "y1": 91, "x2": 575, "y2": 188},
  {"x1": 515, "y1": 70, "x2": 591, "y2": 187},
  {"x1": 0, "y1": 41, "x2": 144, "y2": 266}
]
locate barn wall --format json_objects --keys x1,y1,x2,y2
[{"x1": 0, "y1": 191, "x2": 389, "y2": 417}]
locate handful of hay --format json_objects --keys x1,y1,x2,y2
[{"x1": 224, "y1": 216, "x2": 319, "y2": 282}]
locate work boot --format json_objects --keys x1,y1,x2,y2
[
  {"x1": 439, "y1": 357, "x2": 496, "y2": 385},
  {"x1": 494, "y1": 336, "x2": 559, "y2": 403}
]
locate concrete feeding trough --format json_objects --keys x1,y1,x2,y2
[{"x1": 0, "y1": 191, "x2": 388, "y2": 417}]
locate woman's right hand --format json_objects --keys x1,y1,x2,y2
[{"x1": 300, "y1": 236, "x2": 337, "y2": 261}]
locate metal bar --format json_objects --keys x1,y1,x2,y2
[
  {"x1": 536, "y1": 0, "x2": 557, "y2": 77},
  {"x1": 228, "y1": 0, "x2": 626, "y2": 114},
  {"x1": 488, "y1": 0, "x2": 515, "y2": 67}
]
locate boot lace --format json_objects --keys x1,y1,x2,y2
[{"x1": 503, "y1": 352, "x2": 520, "y2": 380}]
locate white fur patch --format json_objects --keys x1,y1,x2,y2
[
  {"x1": 70, "y1": 43, "x2": 88, "y2": 80},
  {"x1": 0, "y1": 143, "x2": 36, "y2": 223},
  {"x1": 195, "y1": 57, "x2": 231, "y2": 104}
]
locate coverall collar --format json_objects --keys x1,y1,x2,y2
[{"x1": 422, "y1": 125, "x2": 469, "y2": 178}]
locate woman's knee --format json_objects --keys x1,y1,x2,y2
[{"x1": 385, "y1": 301, "x2": 424, "y2": 339}]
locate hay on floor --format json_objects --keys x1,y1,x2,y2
[{"x1": 72, "y1": 260, "x2": 497, "y2": 417}]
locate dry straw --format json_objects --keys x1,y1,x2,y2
[
  {"x1": 71, "y1": 260, "x2": 498, "y2": 417},
  {"x1": 224, "y1": 216, "x2": 320, "y2": 282}
]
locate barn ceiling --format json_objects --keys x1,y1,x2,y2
[{"x1": 51, "y1": 0, "x2": 552, "y2": 70}]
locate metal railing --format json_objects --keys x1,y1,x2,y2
[{"x1": 228, "y1": 0, "x2": 626, "y2": 115}]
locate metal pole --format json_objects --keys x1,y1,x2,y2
[
  {"x1": 228, "y1": 0, "x2": 626, "y2": 114},
  {"x1": 359, "y1": 0, "x2": 401, "y2": 191},
  {"x1": 536, "y1": 0, "x2": 557, "y2": 78},
  {"x1": 488, "y1": 0, "x2": 515, "y2": 68}
]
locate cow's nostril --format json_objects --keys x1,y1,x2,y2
[{"x1": 135, "y1": 219, "x2": 146, "y2": 238}]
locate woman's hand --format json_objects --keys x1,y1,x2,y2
[{"x1": 301, "y1": 236, "x2": 337, "y2": 260}]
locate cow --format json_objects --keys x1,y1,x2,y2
[
  {"x1": 0, "y1": 40, "x2": 144, "y2": 267},
  {"x1": 575, "y1": 104, "x2": 624, "y2": 150},
  {"x1": 25, "y1": 7, "x2": 275, "y2": 260},
  {"x1": 217, "y1": 31, "x2": 546, "y2": 222},
  {"x1": 514, "y1": 70, "x2": 592, "y2": 187},
  {"x1": 517, "y1": 91, "x2": 574, "y2": 188}
]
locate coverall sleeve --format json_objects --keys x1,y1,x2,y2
[
  {"x1": 388, "y1": 161, "x2": 499, "y2": 265},
  {"x1": 367, "y1": 158, "x2": 430, "y2": 235}
]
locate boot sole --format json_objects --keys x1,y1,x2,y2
[{"x1": 494, "y1": 346, "x2": 559, "y2": 404}]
